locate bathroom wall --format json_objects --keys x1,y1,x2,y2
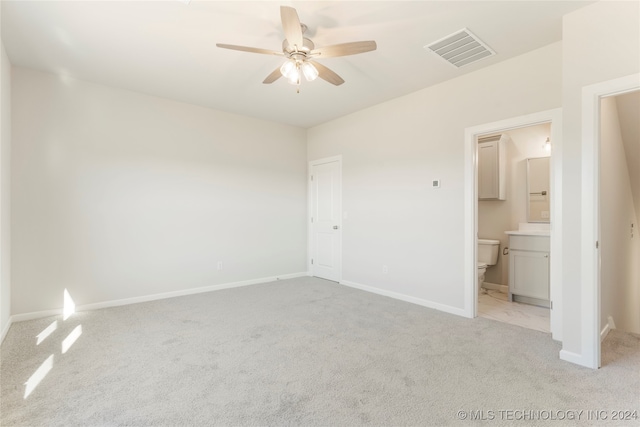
[{"x1": 478, "y1": 123, "x2": 550, "y2": 286}]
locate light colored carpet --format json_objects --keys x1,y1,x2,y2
[{"x1": 1, "y1": 276, "x2": 639, "y2": 426}]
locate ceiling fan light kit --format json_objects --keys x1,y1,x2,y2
[
  {"x1": 301, "y1": 62, "x2": 319, "y2": 81},
  {"x1": 280, "y1": 59, "x2": 318, "y2": 85},
  {"x1": 216, "y1": 6, "x2": 377, "y2": 92}
]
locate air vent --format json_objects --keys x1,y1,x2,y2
[{"x1": 425, "y1": 28, "x2": 495, "y2": 68}]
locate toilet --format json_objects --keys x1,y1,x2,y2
[{"x1": 477, "y1": 239, "x2": 500, "y2": 294}]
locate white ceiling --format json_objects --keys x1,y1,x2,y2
[{"x1": 2, "y1": 0, "x2": 594, "y2": 128}]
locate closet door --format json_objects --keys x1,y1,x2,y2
[{"x1": 310, "y1": 158, "x2": 342, "y2": 282}]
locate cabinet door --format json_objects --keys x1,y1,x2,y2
[
  {"x1": 478, "y1": 141, "x2": 498, "y2": 199},
  {"x1": 509, "y1": 250, "x2": 549, "y2": 300}
]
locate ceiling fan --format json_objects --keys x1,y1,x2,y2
[{"x1": 216, "y1": 6, "x2": 377, "y2": 91}]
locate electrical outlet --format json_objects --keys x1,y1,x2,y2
[
  {"x1": 217, "y1": 261, "x2": 223, "y2": 271},
  {"x1": 382, "y1": 265, "x2": 389, "y2": 274},
  {"x1": 541, "y1": 211, "x2": 550, "y2": 219}
]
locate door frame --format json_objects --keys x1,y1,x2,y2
[
  {"x1": 308, "y1": 155, "x2": 343, "y2": 281},
  {"x1": 581, "y1": 73, "x2": 640, "y2": 369},
  {"x1": 464, "y1": 108, "x2": 563, "y2": 341}
]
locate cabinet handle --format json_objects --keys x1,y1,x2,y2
[{"x1": 544, "y1": 254, "x2": 549, "y2": 258}]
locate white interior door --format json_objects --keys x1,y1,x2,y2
[{"x1": 310, "y1": 158, "x2": 342, "y2": 282}]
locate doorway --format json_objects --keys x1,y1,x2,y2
[
  {"x1": 308, "y1": 156, "x2": 342, "y2": 282},
  {"x1": 582, "y1": 74, "x2": 640, "y2": 368},
  {"x1": 476, "y1": 123, "x2": 553, "y2": 333},
  {"x1": 464, "y1": 109, "x2": 563, "y2": 341},
  {"x1": 599, "y1": 91, "x2": 640, "y2": 341}
]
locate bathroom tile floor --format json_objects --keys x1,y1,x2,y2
[{"x1": 478, "y1": 289, "x2": 550, "y2": 333}]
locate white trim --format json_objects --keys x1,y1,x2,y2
[
  {"x1": 601, "y1": 316, "x2": 616, "y2": 342},
  {"x1": 8, "y1": 272, "x2": 308, "y2": 324},
  {"x1": 1, "y1": 316, "x2": 13, "y2": 344},
  {"x1": 463, "y1": 124, "x2": 478, "y2": 319},
  {"x1": 341, "y1": 280, "x2": 468, "y2": 318},
  {"x1": 12, "y1": 310, "x2": 61, "y2": 323},
  {"x1": 600, "y1": 322, "x2": 611, "y2": 342},
  {"x1": 607, "y1": 315, "x2": 616, "y2": 330},
  {"x1": 308, "y1": 155, "x2": 343, "y2": 282},
  {"x1": 481, "y1": 282, "x2": 508, "y2": 294},
  {"x1": 309, "y1": 155, "x2": 343, "y2": 166},
  {"x1": 559, "y1": 349, "x2": 585, "y2": 366},
  {"x1": 464, "y1": 109, "x2": 563, "y2": 340},
  {"x1": 581, "y1": 73, "x2": 640, "y2": 369}
]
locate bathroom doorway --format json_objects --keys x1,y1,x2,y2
[
  {"x1": 464, "y1": 109, "x2": 563, "y2": 341},
  {"x1": 476, "y1": 123, "x2": 552, "y2": 333}
]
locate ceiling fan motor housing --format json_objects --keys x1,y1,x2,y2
[{"x1": 282, "y1": 37, "x2": 315, "y2": 59}]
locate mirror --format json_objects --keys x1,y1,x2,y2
[{"x1": 527, "y1": 157, "x2": 550, "y2": 223}]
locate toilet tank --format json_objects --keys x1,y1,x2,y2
[{"x1": 478, "y1": 239, "x2": 500, "y2": 266}]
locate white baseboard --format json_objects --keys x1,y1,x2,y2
[
  {"x1": 559, "y1": 349, "x2": 584, "y2": 366},
  {"x1": 9, "y1": 272, "x2": 308, "y2": 325},
  {"x1": 600, "y1": 323, "x2": 611, "y2": 342},
  {"x1": 12, "y1": 309, "x2": 61, "y2": 323},
  {"x1": 0, "y1": 316, "x2": 13, "y2": 344},
  {"x1": 600, "y1": 315, "x2": 616, "y2": 342},
  {"x1": 340, "y1": 280, "x2": 468, "y2": 318},
  {"x1": 559, "y1": 349, "x2": 598, "y2": 369},
  {"x1": 482, "y1": 282, "x2": 508, "y2": 293},
  {"x1": 607, "y1": 315, "x2": 616, "y2": 330}
]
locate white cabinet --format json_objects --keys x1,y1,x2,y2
[
  {"x1": 478, "y1": 135, "x2": 507, "y2": 200},
  {"x1": 508, "y1": 234, "x2": 549, "y2": 306}
]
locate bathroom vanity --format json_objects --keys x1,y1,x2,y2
[{"x1": 505, "y1": 230, "x2": 550, "y2": 307}]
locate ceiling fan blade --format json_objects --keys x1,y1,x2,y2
[
  {"x1": 311, "y1": 41, "x2": 377, "y2": 58},
  {"x1": 216, "y1": 44, "x2": 283, "y2": 56},
  {"x1": 263, "y1": 67, "x2": 282, "y2": 84},
  {"x1": 309, "y1": 61, "x2": 345, "y2": 86},
  {"x1": 280, "y1": 6, "x2": 303, "y2": 48}
]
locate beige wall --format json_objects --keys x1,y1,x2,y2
[
  {"x1": 11, "y1": 68, "x2": 308, "y2": 315},
  {"x1": 599, "y1": 96, "x2": 640, "y2": 334},
  {"x1": 308, "y1": 43, "x2": 562, "y2": 311},
  {"x1": 0, "y1": 40, "x2": 11, "y2": 338},
  {"x1": 615, "y1": 92, "x2": 640, "y2": 219}
]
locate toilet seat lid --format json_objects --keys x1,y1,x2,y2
[{"x1": 477, "y1": 262, "x2": 487, "y2": 269}]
